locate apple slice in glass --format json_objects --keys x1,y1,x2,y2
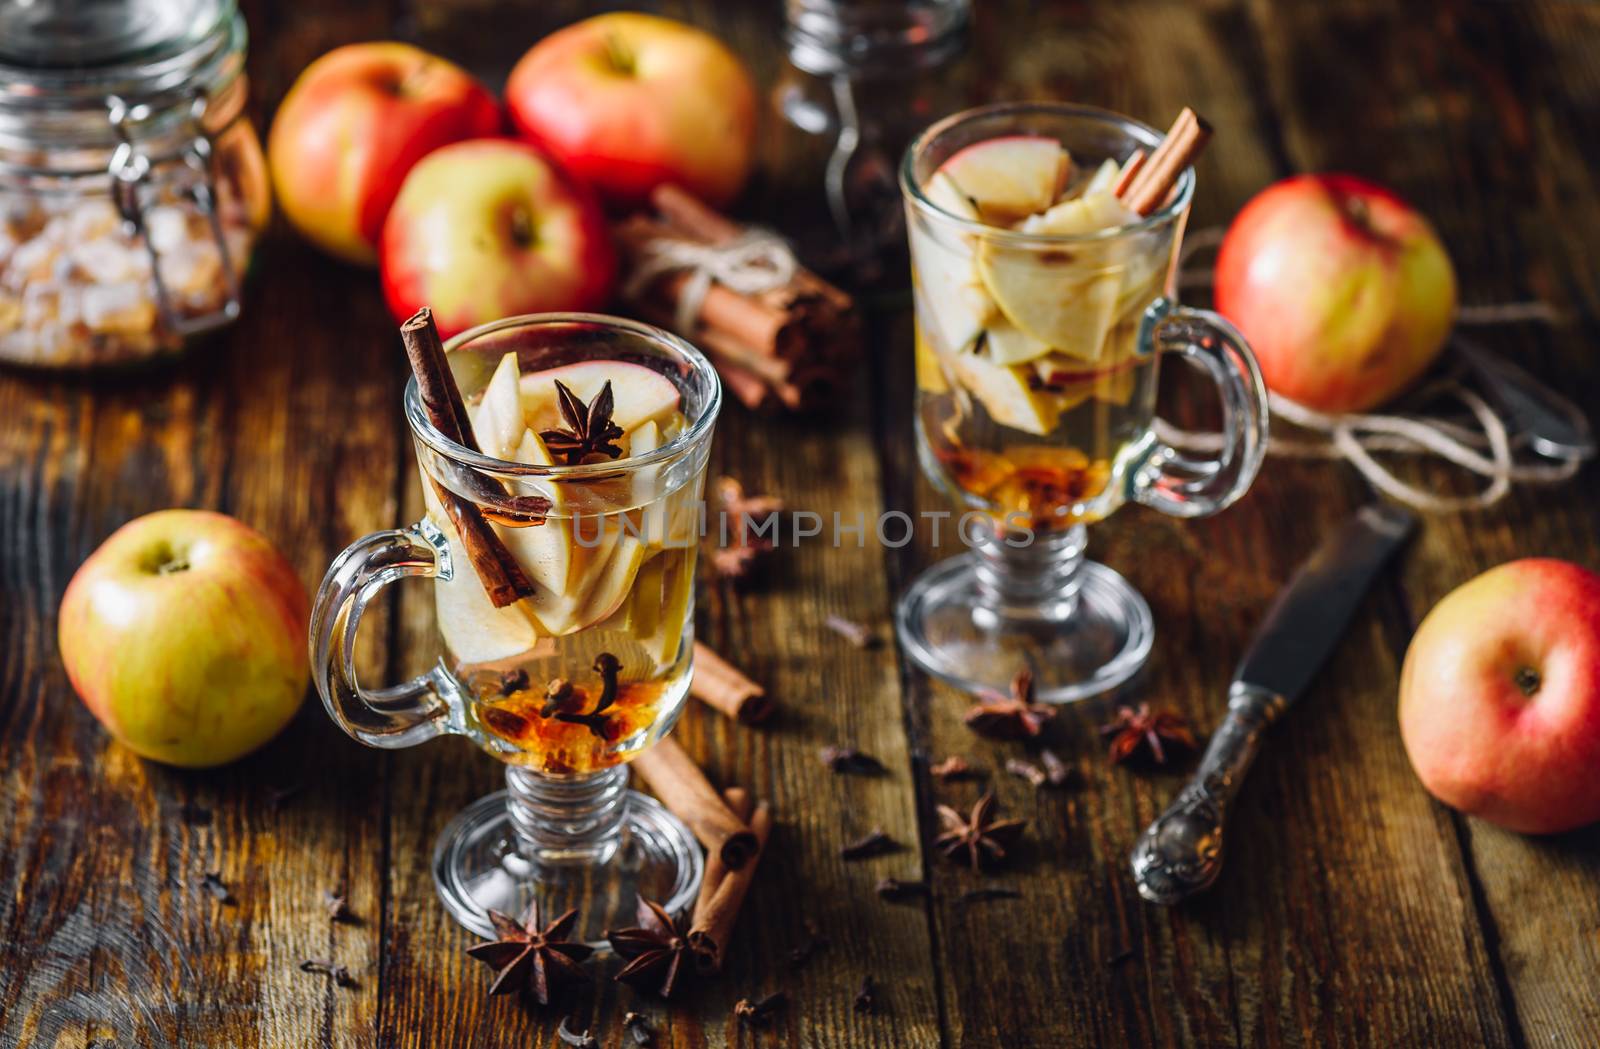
[
  {"x1": 948, "y1": 347, "x2": 1062, "y2": 436},
  {"x1": 910, "y1": 175, "x2": 995, "y2": 355},
  {"x1": 980, "y1": 193, "x2": 1132, "y2": 361},
  {"x1": 423, "y1": 483, "x2": 541, "y2": 665},
  {"x1": 936, "y1": 135, "x2": 1070, "y2": 223},
  {"x1": 519, "y1": 360, "x2": 680, "y2": 434},
  {"x1": 983, "y1": 320, "x2": 1054, "y2": 367}
]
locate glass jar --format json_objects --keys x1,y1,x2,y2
[
  {"x1": 0, "y1": 0, "x2": 269, "y2": 369},
  {"x1": 771, "y1": 0, "x2": 973, "y2": 284}
]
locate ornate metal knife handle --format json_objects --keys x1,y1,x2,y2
[{"x1": 1130, "y1": 682, "x2": 1286, "y2": 904}]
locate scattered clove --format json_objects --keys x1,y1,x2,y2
[
  {"x1": 734, "y1": 991, "x2": 788, "y2": 1028},
  {"x1": 874, "y1": 877, "x2": 928, "y2": 902},
  {"x1": 840, "y1": 829, "x2": 898, "y2": 860},
  {"x1": 1106, "y1": 947, "x2": 1137, "y2": 967},
  {"x1": 930, "y1": 755, "x2": 986, "y2": 781},
  {"x1": 821, "y1": 746, "x2": 886, "y2": 775},
  {"x1": 957, "y1": 887, "x2": 1022, "y2": 905},
  {"x1": 556, "y1": 1017, "x2": 599, "y2": 1049},
  {"x1": 854, "y1": 974, "x2": 877, "y2": 1014},
  {"x1": 823, "y1": 615, "x2": 876, "y2": 648},
  {"x1": 299, "y1": 958, "x2": 357, "y2": 988},
  {"x1": 324, "y1": 889, "x2": 352, "y2": 922},
  {"x1": 267, "y1": 782, "x2": 304, "y2": 809},
  {"x1": 200, "y1": 872, "x2": 232, "y2": 904},
  {"x1": 1039, "y1": 747, "x2": 1075, "y2": 787},
  {"x1": 1005, "y1": 757, "x2": 1048, "y2": 789},
  {"x1": 623, "y1": 1012, "x2": 657, "y2": 1046},
  {"x1": 787, "y1": 919, "x2": 830, "y2": 969},
  {"x1": 497, "y1": 668, "x2": 530, "y2": 696}
]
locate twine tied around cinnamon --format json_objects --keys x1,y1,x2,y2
[
  {"x1": 621, "y1": 228, "x2": 799, "y2": 336},
  {"x1": 1162, "y1": 228, "x2": 1592, "y2": 512}
]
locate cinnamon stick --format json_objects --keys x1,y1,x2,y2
[
  {"x1": 631, "y1": 736, "x2": 759, "y2": 868},
  {"x1": 691, "y1": 642, "x2": 774, "y2": 724},
  {"x1": 1111, "y1": 149, "x2": 1147, "y2": 198},
  {"x1": 399, "y1": 309, "x2": 537, "y2": 608},
  {"x1": 692, "y1": 787, "x2": 754, "y2": 921},
  {"x1": 688, "y1": 798, "x2": 773, "y2": 971},
  {"x1": 708, "y1": 357, "x2": 776, "y2": 411},
  {"x1": 1121, "y1": 108, "x2": 1212, "y2": 216}
]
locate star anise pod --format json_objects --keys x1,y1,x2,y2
[
  {"x1": 963, "y1": 669, "x2": 1054, "y2": 740},
  {"x1": 606, "y1": 896, "x2": 695, "y2": 999},
  {"x1": 1099, "y1": 703, "x2": 1197, "y2": 766},
  {"x1": 465, "y1": 899, "x2": 593, "y2": 1002},
  {"x1": 539, "y1": 379, "x2": 625, "y2": 465},
  {"x1": 933, "y1": 793, "x2": 1026, "y2": 871}
]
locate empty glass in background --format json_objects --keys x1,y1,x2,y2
[
  {"x1": 897, "y1": 102, "x2": 1271, "y2": 703},
  {"x1": 311, "y1": 314, "x2": 720, "y2": 944}
]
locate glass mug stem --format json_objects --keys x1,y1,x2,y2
[{"x1": 969, "y1": 525, "x2": 1088, "y2": 626}]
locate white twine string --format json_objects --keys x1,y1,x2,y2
[
  {"x1": 1164, "y1": 226, "x2": 1589, "y2": 512},
  {"x1": 621, "y1": 229, "x2": 799, "y2": 334}
]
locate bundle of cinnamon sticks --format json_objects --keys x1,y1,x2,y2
[
  {"x1": 633, "y1": 736, "x2": 772, "y2": 971},
  {"x1": 616, "y1": 185, "x2": 862, "y2": 412}
]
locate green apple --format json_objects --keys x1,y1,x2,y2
[{"x1": 57, "y1": 509, "x2": 310, "y2": 767}]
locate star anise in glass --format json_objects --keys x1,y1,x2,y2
[
  {"x1": 1099, "y1": 703, "x2": 1197, "y2": 766},
  {"x1": 606, "y1": 896, "x2": 695, "y2": 999},
  {"x1": 540, "y1": 379, "x2": 625, "y2": 465},
  {"x1": 934, "y1": 793, "x2": 1026, "y2": 871},
  {"x1": 963, "y1": 669, "x2": 1054, "y2": 740},
  {"x1": 465, "y1": 900, "x2": 593, "y2": 1002}
]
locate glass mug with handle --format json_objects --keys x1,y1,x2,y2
[
  {"x1": 310, "y1": 314, "x2": 720, "y2": 943},
  {"x1": 898, "y1": 102, "x2": 1269, "y2": 702}
]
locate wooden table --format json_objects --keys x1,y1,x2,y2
[{"x1": 5, "y1": 2, "x2": 1599, "y2": 1046}]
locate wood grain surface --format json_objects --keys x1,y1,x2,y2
[{"x1": 4, "y1": 1, "x2": 1599, "y2": 1047}]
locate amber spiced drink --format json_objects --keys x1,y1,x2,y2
[
  {"x1": 312, "y1": 313, "x2": 720, "y2": 944},
  {"x1": 897, "y1": 103, "x2": 1269, "y2": 702},
  {"x1": 428, "y1": 344, "x2": 701, "y2": 776}
]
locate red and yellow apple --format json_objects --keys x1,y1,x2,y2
[
  {"x1": 267, "y1": 42, "x2": 500, "y2": 265},
  {"x1": 379, "y1": 138, "x2": 615, "y2": 338},
  {"x1": 58, "y1": 510, "x2": 311, "y2": 768},
  {"x1": 1399, "y1": 558, "x2": 1600, "y2": 834},
  {"x1": 505, "y1": 13, "x2": 757, "y2": 208},
  {"x1": 1213, "y1": 174, "x2": 1457, "y2": 414}
]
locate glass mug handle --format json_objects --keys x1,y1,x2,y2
[
  {"x1": 1131, "y1": 300, "x2": 1270, "y2": 518},
  {"x1": 309, "y1": 519, "x2": 457, "y2": 748}
]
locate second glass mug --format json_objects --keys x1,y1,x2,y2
[
  {"x1": 897, "y1": 102, "x2": 1270, "y2": 702},
  {"x1": 310, "y1": 314, "x2": 720, "y2": 942}
]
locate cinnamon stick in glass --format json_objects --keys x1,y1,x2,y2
[
  {"x1": 688, "y1": 798, "x2": 773, "y2": 971},
  {"x1": 630, "y1": 736, "x2": 758, "y2": 868},
  {"x1": 399, "y1": 308, "x2": 538, "y2": 608},
  {"x1": 1120, "y1": 108, "x2": 1212, "y2": 217},
  {"x1": 691, "y1": 642, "x2": 774, "y2": 724}
]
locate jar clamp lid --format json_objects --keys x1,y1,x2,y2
[{"x1": 0, "y1": 0, "x2": 248, "y2": 335}]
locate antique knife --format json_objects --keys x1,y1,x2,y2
[{"x1": 1130, "y1": 503, "x2": 1417, "y2": 905}]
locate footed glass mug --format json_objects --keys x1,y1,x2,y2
[
  {"x1": 898, "y1": 102, "x2": 1269, "y2": 702},
  {"x1": 311, "y1": 314, "x2": 719, "y2": 942}
]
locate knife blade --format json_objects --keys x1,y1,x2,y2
[{"x1": 1130, "y1": 503, "x2": 1417, "y2": 905}]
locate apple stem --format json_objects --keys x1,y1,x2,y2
[
  {"x1": 603, "y1": 33, "x2": 636, "y2": 76},
  {"x1": 1513, "y1": 666, "x2": 1541, "y2": 697}
]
